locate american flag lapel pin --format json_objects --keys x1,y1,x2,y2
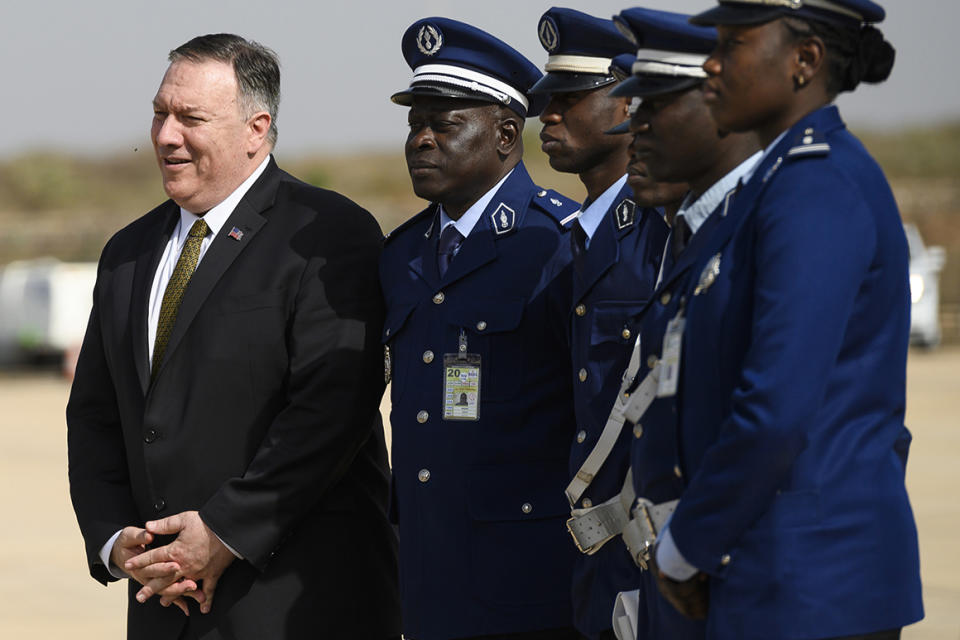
[{"x1": 228, "y1": 226, "x2": 244, "y2": 241}]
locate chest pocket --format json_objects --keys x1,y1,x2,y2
[
  {"x1": 382, "y1": 302, "x2": 417, "y2": 399},
  {"x1": 589, "y1": 300, "x2": 645, "y2": 347},
  {"x1": 446, "y1": 299, "x2": 525, "y2": 402}
]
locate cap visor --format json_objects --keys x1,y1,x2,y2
[
  {"x1": 604, "y1": 120, "x2": 631, "y2": 135},
  {"x1": 610, "y1": 75, "x2": 703, "y2": 98},
  {"x1": 529, "y1": 72, "x2": 615, "y2": 95},
  {"x1": 689, "y1": 4, "x2": 784, "y2": 26}
]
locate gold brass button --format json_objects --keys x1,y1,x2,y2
[
  {"x1": 647, "y1": 355, "x2": 658, "y2": 369},
  {"x1": 720, "y1": 554, "x2": 731, "y2": 566},
  {"x1": 575, "y1": 304, "x2": 586, "y2": 317},
  {"x1": 582, "y1": 498, "x2": 593, "y2": 508},
  {"x1": 521, "y1": 502, "x2": 533, "y2": 514},
  {"x1": 416, "y1": 410, "x2": 429, "y2": 424},
  {"x1": 576, "y1": 430, "x2": 587, "y2": 444},
  {"x1": 660, "y1": 291, "x2": 672, "y2": 305},
  {"x1": 432, "y1": 292, "x2": 445, "y2": 304},
  {"x1": 422, "y1": 350, "x2": 434, "y2": 364},
  {"x1": 418, "y1": 469, "x2": 431, "y2": 483},
  {"x1": 633, "y1": 424, "x2": 643, "y2": 439},
  {"x1": 476, "y1": 320, "x2": 487, "y2": 331},
  {"x1": 578, "y1": 368, "x2": 588, "y2": 382},
  {"x1": 622, "y1": 328, "x2": 631, "y2": 340},
  {"x1": 673, "y1": 465, "x2": 683, "y2": 478}
]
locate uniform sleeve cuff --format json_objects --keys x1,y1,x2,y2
[{"x1": 656, "y1": 525, "x2": 699, "y2": 581}]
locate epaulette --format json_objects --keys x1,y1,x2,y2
[
  {"x1": 383, "y1": 204, "x2": 438, "y2": 244},
  {"x1": 530, "y1": 187, "x2": 581, "y2": 228},
  {"x1": 785, "y1": 126, "x2": 831, "y2": 159}
]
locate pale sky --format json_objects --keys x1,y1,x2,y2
[{"x1": 1, "y1": 0, "x2": 951, "y2": 156}]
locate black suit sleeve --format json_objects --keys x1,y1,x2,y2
[
  {"x1": 199, "y1": 197, "x2": 387, "y2": 570},
  {"x1": 67, "y1": 238, "x2": 142, "y2": 584}
]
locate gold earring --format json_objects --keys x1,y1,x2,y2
[{"x1": 795, "y1": 74, "x2": 806, "y2": 87}]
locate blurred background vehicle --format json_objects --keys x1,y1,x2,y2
[
  {"x1": 0, "y1": 258, "x2": 96, "y2": 374},
  {"x1": 905, "y1": 223, "x2": 946, "y2": 348}
]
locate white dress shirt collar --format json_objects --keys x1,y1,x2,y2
[
  {"x1": 676, "y1": 150, "x2": 763, "y2": 234},
  {"x1": 577, "y1": 174, "x2": 628, "y2": 249},
  {"x1": 177, "y1": 154, "x2": 271, "y2": 237},
  {"x1": 438, "y1": 168, "x2": 515, "y2": 238}
]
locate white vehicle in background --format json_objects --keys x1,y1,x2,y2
[
  {"x1": 0, "y1": 259, "x2": 97, "y2": 373},
  {"x1": 905, "y1": 224, "x2": 946, "y2": 348}
]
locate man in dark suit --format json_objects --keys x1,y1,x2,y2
[{"x1": 67, "y1": 33, "x2": 399, "y2": 639}]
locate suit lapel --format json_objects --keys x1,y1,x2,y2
[
  {"x1": 131, "y1": 203, "x2": 179, "y2": 395},
  {"x1": 150, "y1": 161, "x2": 278, "y2": 384},
  {"x1": 572, "y1": 215, "x2": 618, "y2": 307}
]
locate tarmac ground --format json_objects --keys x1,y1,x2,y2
[{"x1": 1, "y1": 347, "x2": 957, "y2": 639}]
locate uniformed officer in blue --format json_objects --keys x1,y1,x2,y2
[
  {"x1": 626, "y1": 1, "x2": 924, "y2": 638},
  {"x1": 382, "y1": 17, "x2": 582, "y2": 640},
  {"x1": 574, "y1": 8, "x2": 760, "y2": 640},
  {"x1": 526, "y1": 9, "x2": 679, "y2": 640}
]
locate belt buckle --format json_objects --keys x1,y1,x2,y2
[
  {"x1": 631, "y1": 500, "x2": 659, "y2": 570},
  {"x1": 565, "y1": 516, "x2": 593, "y2": 554}
]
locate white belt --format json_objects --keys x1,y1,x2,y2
[{"x1": 565, "y1": 358, "x2": 661, "y2": 507}]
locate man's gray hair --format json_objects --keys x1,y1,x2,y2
[{"x1": 169, "y1": 34, "x2": 280, "y2": 146}]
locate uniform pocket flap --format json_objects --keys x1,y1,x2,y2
[
  {"x1": 446, "y1": 298, "x2": 525, "y2": 334},
  {"x1": 467, "y1": 461, "x2": 570, "y2": 522},
  {"x1": 590, "y1": 301, "x2": 645, "y2": 346},
  {"x1": 382, "y1": 302, "x2": 416, "y2": 343}
]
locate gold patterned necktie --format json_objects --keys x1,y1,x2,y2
[{"x1": 152, "y1": 218, "x2": 209, "y2": 378}]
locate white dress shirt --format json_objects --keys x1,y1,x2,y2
[
  {"x1": 437, "y1": 169, "x2": 514, "y2": 249},
  {"x1": 575, "y1": 174, "x2": 628, "y2": 248},
  {"x1": 99, "y1": 155, "x2": 270, "y2": 578}
]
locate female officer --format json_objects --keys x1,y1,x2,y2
[{"x1": 641, "y1": 1, "x2": 925, "y2": 638}]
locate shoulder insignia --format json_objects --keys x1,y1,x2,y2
[
  {"x1": 491, "y1": 202, "x2": 516, "y2": 235},
  {"x1": 531, "y1": 187, "x2": 581, "y2": 226},
  {"x1": 383, "y1": 206, "x2": 437, "y2": 244},
  {"x1": 613, "y1": 198, "x2": 636, "y2": 230},
  {"x1": 786, "y1": 126, "x2": 831, "y2": 159},
  {"x1": 559, "y1": 211, "x2": 580, "y2": 227}
]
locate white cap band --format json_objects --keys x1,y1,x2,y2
[
  {"x1": 632, "y1": 49, "x2": 709, "y2": 78},
  {"x1": 729, "y1": 0, "x2": 864, "y2": 21},
  {"x1": 411, "y1": 63, "x2": 529, "y2": 110},
  {"x1": 544, "y1": 54, "x2": 614, "y2": 75}
]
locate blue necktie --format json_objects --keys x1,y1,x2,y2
[{"x1": 437, "y1": 225, "x2": 464, "y2": 277}]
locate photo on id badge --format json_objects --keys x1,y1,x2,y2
[{"x1": 443, "y1": 352, "x2": 481, "y2": 420}]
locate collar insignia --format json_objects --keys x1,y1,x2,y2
[
  {"x1": 614, "y1": 199, "x2": 636, "y2": 230},
  {"x1": 491, "y1": 203, "x2": 516, "y2": 235}
]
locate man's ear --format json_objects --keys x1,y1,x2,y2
[
  {"x1": 247, "y1": 111, "x2": 272, "y2": 156},
  {"x1": 495, "y1": 111, "x2": 522, "y2": 157}
]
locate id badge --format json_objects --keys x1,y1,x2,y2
[
  {"x1": 443, "y1": 353, "x2": 481, "y2": 420},
  {"x1": 656, "y1": 314, "x2": 685, "y2": 398}
]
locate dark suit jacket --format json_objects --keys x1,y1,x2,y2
[{"x1": 67, "y1": 158, "x2": 400, "y2": 639}]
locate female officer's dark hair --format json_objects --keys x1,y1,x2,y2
[{"x1": 782, "y1": 18, "x2": 895, "y2": 95}]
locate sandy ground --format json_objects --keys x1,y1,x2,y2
[{"x1": 0, "y1": 348, "x2": 957, "y2": 639}]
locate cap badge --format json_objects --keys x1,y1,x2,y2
[
  {"x1": 538, "y1": 16, "x2": 559, "y2": 52},
  {"x1": 694, "y1": 253, "x2": 722, "y2": 296},
  {"x1": 491, "y1": 203, "x2": 516, "y2": 235},
  {"x1": 417, "y1": 24, "x2": 443, "y2": 56},
  {"x1": 615, "y1": 199, "x2": 636, "y2": 230}
]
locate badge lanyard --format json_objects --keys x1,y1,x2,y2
[{"x1": 443, "y1": 328, "x2": 481, "y2": 420}]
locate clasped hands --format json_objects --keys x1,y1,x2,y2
[{"x1": 110, "y1": 510, "x2": 235, "y2": 616}]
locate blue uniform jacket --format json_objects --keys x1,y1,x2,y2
[
  {"x1": 380, "y1": 163, "x2": 581, "y2": 639},
  {"x1": 633, "y1": 106, "x2": 924, "y2": 639},
  {"x1": 560, "y1": 184, "x2": 675, "y2": 638}
]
